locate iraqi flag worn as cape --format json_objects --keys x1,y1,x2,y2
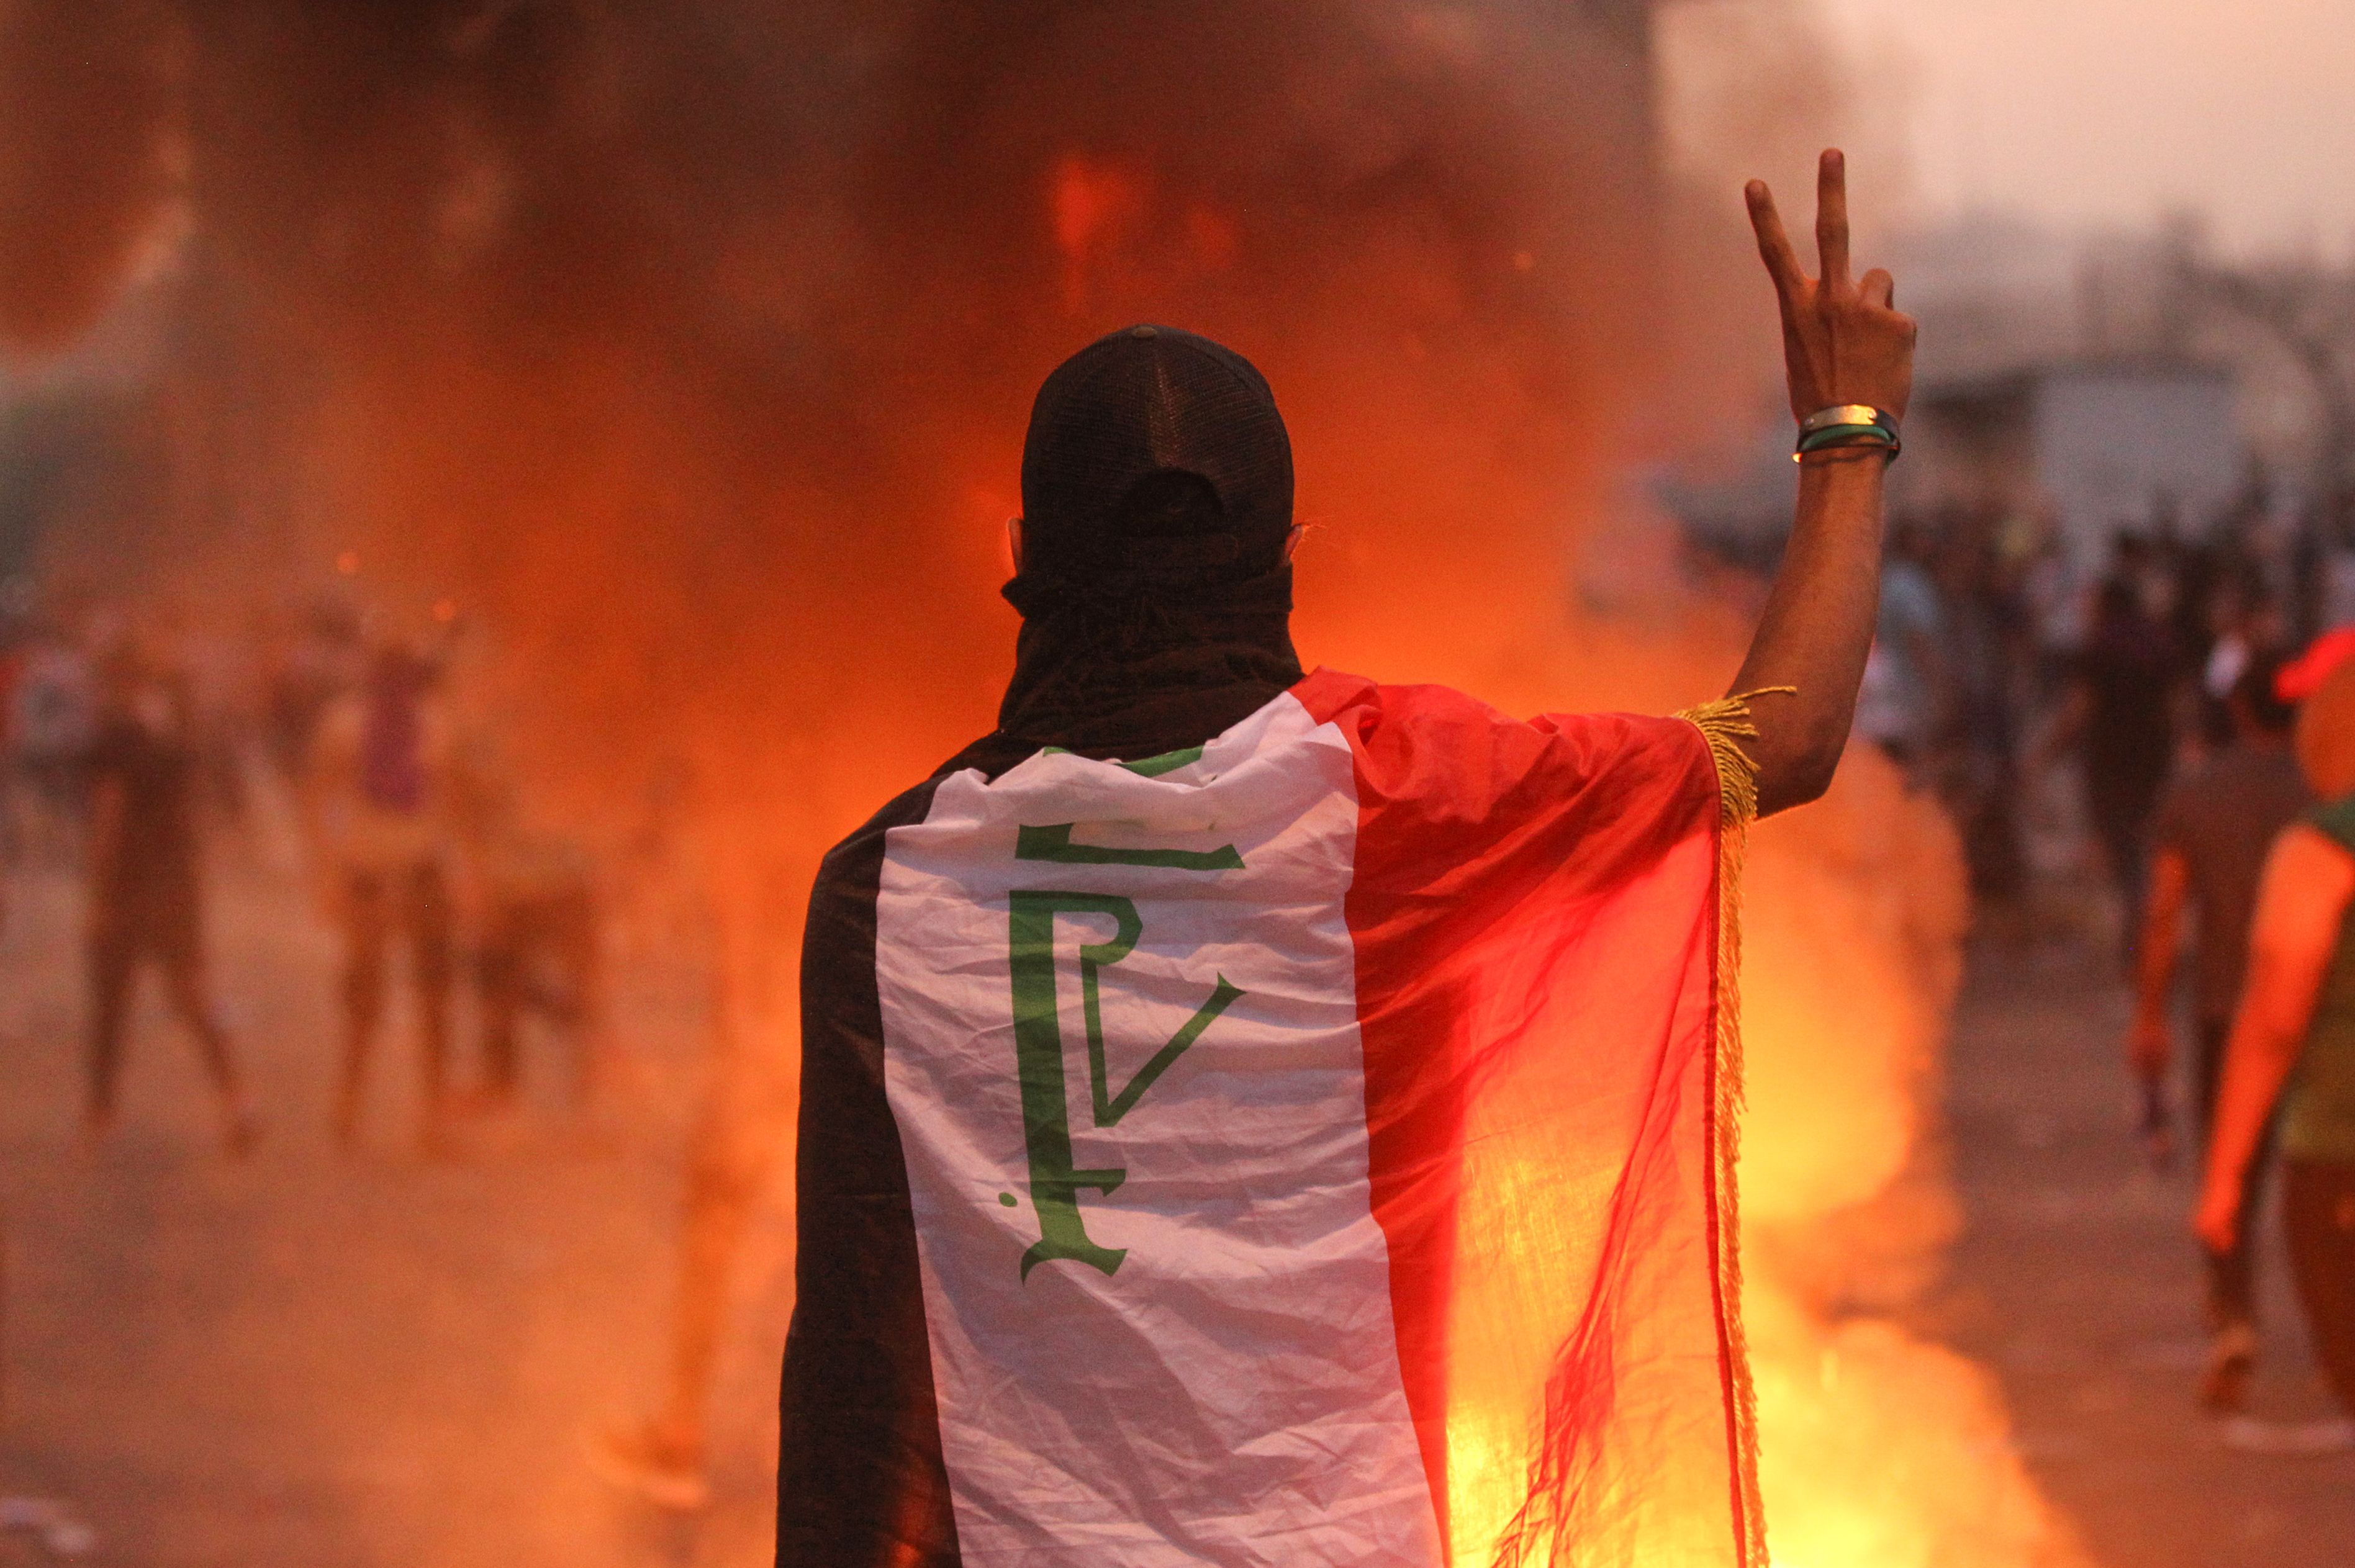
[{"x1": 779, "y1": 667, "x2": 1765, "y2": 1568}]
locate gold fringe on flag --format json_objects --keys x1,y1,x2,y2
[{"x1": 1674, "y1": 687, "x2": 1791, "y2": 1568}]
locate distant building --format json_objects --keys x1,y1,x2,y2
[
  {"x1": 1653, "y1": 356, "x2": 2246, "y2": 595},
  {"x1": 1896, "y1": 359, "x2": 2244, "y2": 572},
  {"x1": 0, "y1": 255, "x2": 174, "y2": 588},
  {"x1": 0, "y1": 390, "x2": 163, "y2": 587}
]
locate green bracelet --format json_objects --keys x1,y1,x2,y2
[
  {"x1": 1794, "y1": 423, "x2": 1900, "y2": 462},
  {"x1": 1799, "y1": 422, "x2": 1889, "y2": 449}
]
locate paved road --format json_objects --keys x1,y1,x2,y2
[
  {"x1": 0, "y1": 858, "x2": 793, "y2": 1568},
  {"x1": 4, "y1": 853, "x2": 2353, "y2": 1567},
  {"x1": 1940, "y1": 931, "x2": 2355, "y2": 1568}
]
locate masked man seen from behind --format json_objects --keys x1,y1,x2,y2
[{"x1": 774, "y1": 153, "x2": 1914, "y2": 1566}]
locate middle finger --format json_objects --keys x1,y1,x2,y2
[{"x1": 1815, "y1": 148, "x2": 1851, "y2": 290}]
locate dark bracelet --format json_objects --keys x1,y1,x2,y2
[
  {"x1": 1792, "y1": 403, "x2": 1900, "y2": 463},
  {"x1": 1795, "y1": 443, "x2": 1896, "y2": 466}
]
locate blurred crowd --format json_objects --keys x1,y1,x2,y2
[
  {"x1": 0, "y1": 574, "x2": 769, "y2": 1513},
  {"x1": 3, "y1": 495, "x2": 2346, "y2": 1164},
  {"x1": 1857, "y1": 484, "x2": 2355, "y2": 1450},
  {"x1": 1857, "y1": 487, "x2": 2348, "y2": 933},
  {"x1": 0, "y1": 580, "x2": 682, "y2": 1159},
  {"x1": 13, "y1": 494, "x2": 2355, "y2": 1492}
]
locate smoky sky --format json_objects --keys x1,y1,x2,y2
[{"x1": 0, "y1": 0, "x2": 1717, "y2": 868}]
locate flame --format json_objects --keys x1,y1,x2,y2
[
  {"x1": 1050, "y1": 153, "x2": 1150, "y2": 313},
  {"x1": 1048, "y1": 153, "x2": 1238, "y2": 314},
  {"x1": 1342, "y1": 615, "x2": 2083, "y2": 1567},
  {"x1": 1742, "y1": 753, "x2": 2084, "y2": 1568},
  {"x1": 0, "y1": 6, "x2": 2092, "y2": 1564}
]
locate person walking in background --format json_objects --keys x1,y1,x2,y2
[
  {"x1": 1933, "y1": 523, "x2": 2028, "y2": 901},
  {"x1": 0, "y1": 591, "x2": 27, "y2": 933},
  {"x1": 2134, "y1": 656, "x2": 2308, "y2": 1411},
  {"x1": 472, "y1": 844, "x2": 605, "y2": 1112},
  {"x1": 2048, "y1": 566, "x2": 2184, "y2": 966},
  {"x1": 11, "y1": 610, "x2": 96, "y2": 867},
  {"x1": 2196, "y1": 652, "x2": 2355, "y2": 1453},
  {"x1": 1851, "y1": 518, "x2": 1945, "y2": 777},
  {"x1": 450, "y1": 737, "x2": 610, "y2": 1119},
  {"x1": 264, "y1": 593, "x2": 363, "y2": 784},
  {"x1": 304, "y1": 640, "x2": 458, "y2": 1150},
  {"x1": 2199, "y1": 583, "x2": 2290, "y2": 750},
  {"x1": 82, "y1": 634, "x2": 259, "y2": 1155}
]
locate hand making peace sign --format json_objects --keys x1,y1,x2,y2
[{"x1": 1746, "y1": 149, "x2": 1917, "y2": 426}]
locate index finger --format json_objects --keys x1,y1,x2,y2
[
  {"x1": 1745, "y1": 179, "x2": 1805, "y2": 295},
  {"x1": 1815, "y1": 148, "x2": 1851, "y2": 288}
]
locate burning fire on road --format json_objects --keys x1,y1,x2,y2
[{"x1": 0, "y1": 3, "x2": 2084, "y2": 1562}]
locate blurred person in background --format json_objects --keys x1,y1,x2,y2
[
  {"x1": 265, "y1": 593, "x2": 363, "y2": 783},
  {"x1": 594, "y1": 857, "x2": 795, "y2": 1512},
  {"x1": 1851, "y1": 517, "x2": 1945, "y2": 778},
  {"x1": 451, "y1": 737, "x2": 610, "y2": 1120},
  {"x1": 82, "y1": 632, "x2": 260, "y2": 1155},
  {"x1": 2045, "y1": 559, "x2": 2185, "y2": 966},
  {"x1": 304, "y1": 640, "x2": 459, "y2": 1150},
  {"x1": 2199, "y1": 580, "x2": 2289, "y2": 750},
  {"x1": 2196, "y1": 651, "x2": 2355, "y2": 1453},
  {"x1": 10, "y1": 608, "x2": 97, "y2": 866},
  {"x1": 2113, "y1": 530, "x2": 2174, "y2": 623},
  {"x1": 0, "y1": 585, "x2": 29, "y2": 927},
  {"x1": 2146, "y1": 525, "x2": 2216, "y2": 717},
  {"x1": 1932, "y1": 521, "x2": 2028, "y2": 901},
  {"x1": 2316, "y1": 511, "x2": 2355, "y2": 636},
  {"x1": 2134, "y1": 654, "x2": 2307, "y2": 1411},
  {"x1": 472, "y1": 845, "x2": 605, "y2": 1116},
  {"x1": 2018, "y1": 507, "x2": 2081, "y2": 691},
  {"x1": 173, "y1": 608, "x2": 260, "y2": 847}
]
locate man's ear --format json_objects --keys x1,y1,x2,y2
[
  {"x1": 1283, "y1": 525, "x2": 1304, "y2": 562},
  {"x1": 1007, "y1": 516, "x2": 1025, "y2": 575}
]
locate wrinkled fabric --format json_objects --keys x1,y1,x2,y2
[
  {"x1": 995, "y1": 561, "x2": 1301, "y2": 755},
  {"x1": 779, "y1": 669, "x2": 1755, "y2": 1568},
  {"x1": 1297, "y1": 672, "x2": 1747, "y2": 1567}
]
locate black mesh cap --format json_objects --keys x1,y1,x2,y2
[{"x1": 1019, "y1": 324, "x2": 1293, "y2": 582}]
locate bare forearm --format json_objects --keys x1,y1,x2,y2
[
  {"x1": 2204, "y1": 1019, "x2": 2298, "y2": 1200},
  {"x1": 1732, "y1": 451, "x2": 1887, "y2": 814},
  {"x1": 1732, "y1": 150, "x2": 1914, "y2": 815},
  {"x1": 2194, "y1": 831, "x2": 2351, "y2": 1248}
]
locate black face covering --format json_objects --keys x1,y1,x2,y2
[{"x1": 993, "y1": 325, "x2": 1304, "y2": 757}]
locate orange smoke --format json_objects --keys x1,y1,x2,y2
[
  {"x1": 0, "y1": 4, "x2": 2082, "y2": 1565},
  {"x1": 1050, "y1": 153, "x2": 1147, "y2": 312},
  {"x1": 1049, "y1": 153, "x2": 1243, "y2": 313}
]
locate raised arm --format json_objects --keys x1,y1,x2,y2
[
  {"x1": 2194, "y1": 825, "x2": 2355, "y2": 1251},
  {"x1": 1727, "y1": 150, "x2": 1918, "y2": 816}
]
